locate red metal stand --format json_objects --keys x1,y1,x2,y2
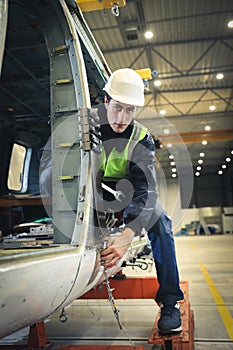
[
  {"x1": 59, "y1": 346, "x2": 145, "y2": 350},
  {"x1": 148, "y1": 281, "x2": 194, "y2": 350},
  {"x1": 1, "y1": 322, "x2": 53, "y2": 350},
  {"x1": 81, "y1": 277, "x2": 194, "y2": 350},
  {"x1": 27, "y1": 322, "x2": 53, "y2": 349},
  {"x1": 80, "y1": 275, "x2": 160, "y2": 299}
]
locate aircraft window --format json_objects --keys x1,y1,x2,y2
[{"x1": 7, "y1": 143, "x2": 32, "y2": 192}]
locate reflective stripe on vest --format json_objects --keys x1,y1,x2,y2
[{"x1": 100, "y1": 121, "x2": 147, "y2": 181}]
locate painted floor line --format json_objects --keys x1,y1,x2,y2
[{"x1": 200, "y1": 263, "x2": 233, "y2": 341}]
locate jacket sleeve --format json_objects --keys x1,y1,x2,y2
[{"x1": 123, "y1": 131, "x2": 158, "y2": 234}]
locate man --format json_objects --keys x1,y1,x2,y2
[{"x1": 98, "y1": 68, "x2": 184, "y2": 335}]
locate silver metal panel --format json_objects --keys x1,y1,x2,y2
[
  {"x1": 54, "y1": 178, "x2": 79, "y2": 211},
  {"x1": 0, "y1": 246, "x2": 82, "y2": 338},
  {"x1": 0, "y1": 0, "x2": 8, "y2": 75}
]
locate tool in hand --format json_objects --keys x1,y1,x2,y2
[{"x1": 101, "y1": 183, "x2": 125, "y2": 202}]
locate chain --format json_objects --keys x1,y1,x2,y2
[{"x1": 102, "y1": 241, "x2": 136, "y2": 349}]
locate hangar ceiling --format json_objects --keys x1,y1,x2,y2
[
  {"x1": 0, "y1": 0, "x2": 233, "y2": 182},
  {"x1": 81, "y1": 0, "x2": 233, "y2": 179}
]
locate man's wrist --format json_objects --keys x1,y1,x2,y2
[{"x1": 123, "y1": 226, "x2": 136, "y2": 238}]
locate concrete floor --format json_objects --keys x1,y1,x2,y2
[{"x1": 1, "y1": 235, "x2": 233, "y2": 349}]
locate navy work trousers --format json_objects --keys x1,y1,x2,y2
[{"x1": 146, "y1": 202, "x2": 184, "y2": 305}]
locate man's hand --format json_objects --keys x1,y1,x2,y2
[{"x1": 101, "y1": 227, "x2": 135, "y2": 268}]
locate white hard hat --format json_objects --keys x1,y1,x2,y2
[{"x1": 103, "y1": 68, "x2": 145, "y2": 106}]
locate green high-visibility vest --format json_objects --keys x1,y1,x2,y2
[{"x1": 100, "y1": 121, "x2": 147, "y2": 181}]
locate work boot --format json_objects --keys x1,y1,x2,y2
[{"x1": 158, "y1": 303, "x2": 182, "y2": 334}]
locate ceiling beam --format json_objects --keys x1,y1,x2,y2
[
  {"x1": 91, "y1": 8, "x2": 233, "y2": 31},
  {"x1": 147, "y1": 85, "x2": 233, "y2": 94},
  {"x1": 5, "y1": 50, "x2": 49, "y2": 94},
  {"x1": 153, "y1": 66, "x2": 233, "y2": 80},
  {"x1": 159, "y1": 129, "x2": 233, "y2": 144},
  {"x1": 0, "y1": 87, "x2": 43, "y2": 118},
  {"x1": 102, "y1": 36, "x2": 233, "y2": 54},
  {"x1": 137, "y1": 109, "x2": 233, "y2": 122}
]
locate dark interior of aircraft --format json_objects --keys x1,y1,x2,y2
[{"x1": 0, "y1": 0, "x2": 107, "y2": 235}]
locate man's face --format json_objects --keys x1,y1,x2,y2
[{"x1": 104, "y1": 97, "x2": 137, "y2": 133}]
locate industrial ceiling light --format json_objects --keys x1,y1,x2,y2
[
  {"x1": 171, "y1": 168, "x2": 177, "y2": 172},
  {"x1": 209, "y1": 105, "x2": 216, "y2": 111},
  {"x1": 218, "y1": 170, "x2": 223, "y2": 175},
  {"x1": 6, "y1": 106, "x2": 14, "y2": 112},
  {"x1": 202, "y1": 140, "x2": 208, "y2": 145},
  {"x1": 144, "y1": 31, "x2": 153, "y2": 39},
  {"x1": 160, "y1": 109, "x2": 166, "y2": 115},
  {"x1": 228, "y1": 20, "x2": 233, "y2": 28},
  {"x1": 170, "y1": 161, "x2": 175, "y2": 166},
  {"x1": 163, "y1": 128, "x2": 170, "y2": 134},
  {"x1": 167, "y1": 143, "x2": 172, "y2": 148},
  {"x1": 226, "y1": 157, "x2": 231, "y2": 162},
  {"x1": 195, "y1": 172, "x2": 200, "y2": 176},
  {"x1": 216, "y1": 73, "x2": 224, "y2": 80},
  {"x1": 154, "y1": 80, "x2": 162, "y2": 87},
  {"x1": 200, "y1": 152, "x2": 205, "y2": 157},
  {"x1": 197, "y1": 166, "x2": 201, "y2": 171},
  {"x1": 172, "y1": 173, "x2": 177, "y2": 178},
  {"x1": 222, "y1": 164, "x2": 227, "y2": 169},
  {"x1": 198, "y1": 159, "x2": 203, "y2": 164},
  {"x1": 205, "y1": 125, "x2": 211, "y2": 131},
  {"x1": 169, "y1": 154, "x2": 174, "y2": 159}
]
